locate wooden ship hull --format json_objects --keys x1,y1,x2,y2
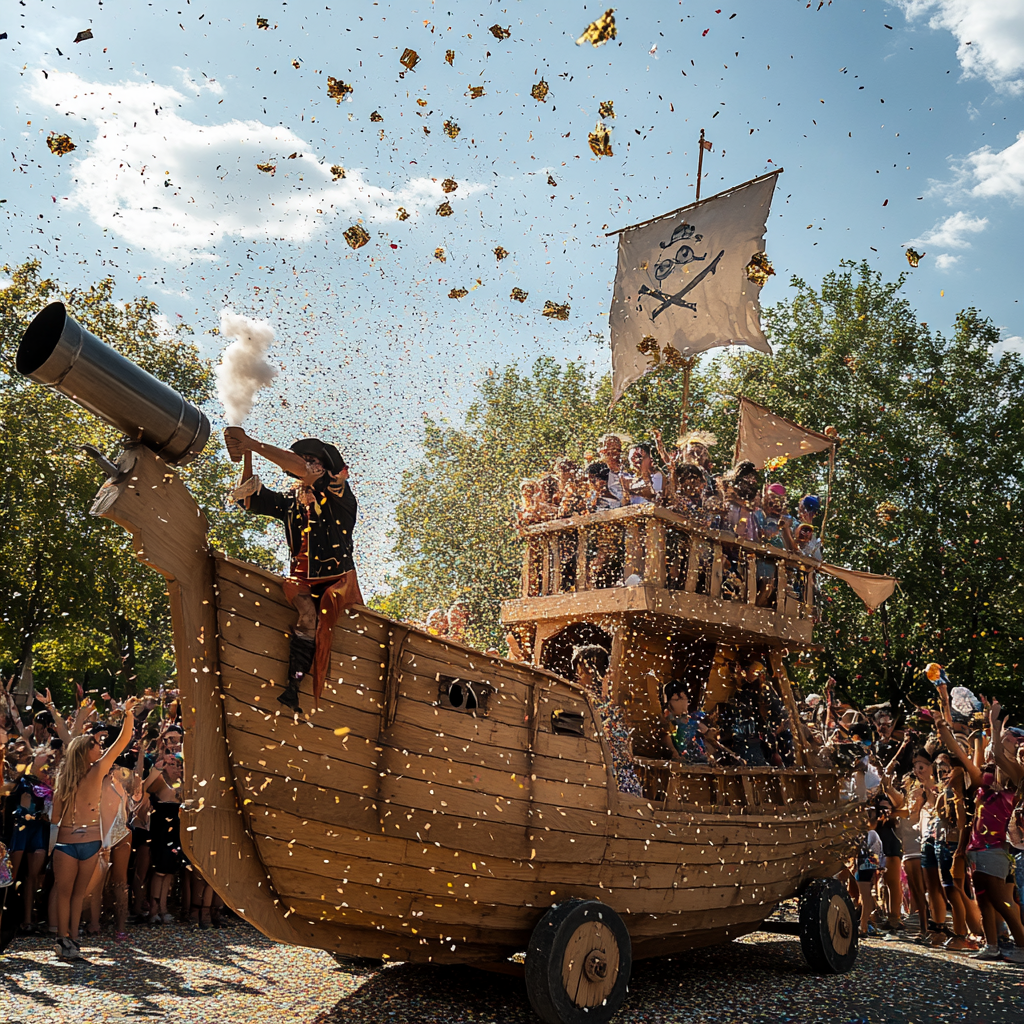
[{"x1": 95, "y1": 445, "x2": 861, "y2": 966}]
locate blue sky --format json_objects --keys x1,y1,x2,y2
[{"x1": 2, "y1": 0, "x2": 1023, "y2": 590}]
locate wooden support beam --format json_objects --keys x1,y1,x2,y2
[
  {"x1": 768, "y1": 650, "x2": 807, "y2": 768},
  {"x1": 576, "y1": 526, "x2": 589, "y2": 592},
  {"x1": 646, "y1": 518, "x2": 667, "y2": 588}
]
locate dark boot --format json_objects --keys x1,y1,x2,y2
[{"x1": 280, "y1": 635, "x2": 316, "y2": 714}]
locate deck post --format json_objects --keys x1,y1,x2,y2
[
  {"x1": 645, "y1": 517, "x2": 667, "y2": 588},
  {"x1": 768, "y1": 650, "x2": 807, "y2": 768},
  {"x1": 575, "y1": 524, "x2": 589, "y2": 591}
]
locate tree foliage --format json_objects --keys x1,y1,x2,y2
[
  {"x1": 0, "y1": 260, "x2": 273, "y2": 703},
  {"x1": 383, "y1": 261, "x2": 1024, "y2": 710}
]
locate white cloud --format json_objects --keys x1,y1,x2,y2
[
  {"x1": 174, "y1": 67, "x2": 225, "y2": 96},
  {"x1": 992, "y1": 333, "x2": 1024, "y2": 360},
  {"x1": 959, "y1": 130, "x2": 1024, "y2": 201},
  {"x1": 908, "y1": 210, "x2": 988, "y2": 249},
  {"x1": 899, "y1": 1, "x2": 1024, "y2": 94},
  {"x1": 933, "y1": 253, "x2": 961, "y2": 269},
  {"x1": 27, "y1": 71, "x2": 487, "y2": 262},
  {"x1": 0, "y1": 277, "x2": 12, "y2": 290}
]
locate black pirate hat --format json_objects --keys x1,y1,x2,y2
[{"x1": 289, "y1": 438, "x2": 346, "y2": 476}]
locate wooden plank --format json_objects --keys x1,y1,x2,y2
[
  {"x1": 645, "y1": 518, "x2": 667, "y2": 588},
  {"x1": 576, "y1": 524, "x2": 589, "y2": 591}
]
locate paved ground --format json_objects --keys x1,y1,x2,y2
[{"x1": 1, "y1": 923, "x2": 1022, "y2": 1024}]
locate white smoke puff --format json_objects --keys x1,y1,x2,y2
[{"x1": 215, "y1": 310, "x2": 279, "y2": 425}]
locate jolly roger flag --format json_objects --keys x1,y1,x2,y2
[{"x1": 608, "y1": 170, "x2": 781, "y2": 403}]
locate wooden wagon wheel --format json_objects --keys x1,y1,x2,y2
[
  {"x1": 798, "y1": 878, "x2": 859, "y2": 973},
  {"x1": 525, "y1": 900, "x2": 632, "y2": 1024}
]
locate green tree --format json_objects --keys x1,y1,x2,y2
[
  {"x1": 383, "y1": 261, "x2": 1024, "y2": 710},
  {"x1": 0, "y1": 259, "x2": 273, "y2": 704}
]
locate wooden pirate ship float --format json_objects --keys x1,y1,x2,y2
[{"x1": 16, "y1": 167, "x2": 894, "y2": 1023}]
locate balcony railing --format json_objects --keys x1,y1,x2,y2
[{"x1": 517, "y1": 504, "x2": 818, "y2": 622}]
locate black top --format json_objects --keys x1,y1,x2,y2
[{"x1": 241, "y1": 473, "x2": 357, "y2": 580}]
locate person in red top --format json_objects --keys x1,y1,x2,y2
[{"x1": 224, "y1": 428, "x2": 362, "y2": 713}]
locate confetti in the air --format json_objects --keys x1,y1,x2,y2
[
  {"x1": 905, "y1": 247, "x2": 924, "y2": 267},
  {"x1": 445, "y1": 49, "x2": 455, "y2": 65},
  {"x1": 511, "y1": 287, "x2": 528, "y2": 302},
  {"x1": 443, "y1": 120, "x2": 460, "y2": 139},
  {"x1": 531, "y1": 79, "x2": 549, "y2": 103},
  {"x1": 576, "y1": 9, "x2": 617, "y2": 47},
  {"x1": 469, "y1": 86, "x2": 485, "y2": 99},
  {"x1": 256, "y1": 162, "x2": 276, "y2": 175},
  {"x1": 589, "y1": 123, "x2": 613, "y2": 157},
  {"x1": 745, "y1": 251, "x2": 776, "y2": 286},
  {"x1": 547, "y1": 174, "x2": 557, "y2": 187},
  {"x1": 436, "y1": 201, "x2": 453, "y2": 217},
  {"x1": 434, "y1": 247, "x2": 446, "y2": 263},
  {"x1": 441, "y1": 178, "x2": 458, "y2": 194},
  {"x1": 332, "y1": 727, "x2": 350, "y2": 737},
  {"x1": 489, "y1": 25, "x2": 511, "y2": 41},
  {"x1": 395, "y1": 206, "x2": 410, "y2": 221},
  {"x1": 46, "y1": 132, "x2": 76, "y2": 156},
  {"x1": 494, "y1": 247, "x2": 509, "y2": 261},
  {"x1": 542, "y1": 300, "x2": 571, "y2": 320},
  {"x1": 599, "y1": 100, "x2": 615, "y2": 119},
  {"x1": 344, "y1": 225, "x2": 371, "y2": 249},
  {"x1": 291, "y1": 59, "x2": 301, "y2": 69},
  {"x1": 330, "y1": 165, "x2": 346, "y2": 181},
  {"x1": 74, "y1": 29, "x2": 94, "y2": 43},
  {"x1": 449, "y1": 287, "x2": 468, "y2": 299},
  {"x1": 327, "y1": 77, "x2": 353, "y2": 102},
  {"x1": 256, "y1": 16, "x2": 270, "y2": 29},
  {"x1": 400, "y1": 48, "x2": 420, "y2": 71},
  {"x1": 370, "y1": 110, "x2": 384, "y2": 122}
]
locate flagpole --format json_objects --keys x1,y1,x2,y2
[{"x1": 696, "y1": 128, "x2": 706, "y2": 201}]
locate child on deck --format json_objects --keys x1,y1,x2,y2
[{"x1": 662, "y1": 682, "x2": 710, "y2": 765}]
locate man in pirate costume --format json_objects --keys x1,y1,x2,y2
[{"x1": 224, "y1": 428, "x2": 363, "y2": 714}]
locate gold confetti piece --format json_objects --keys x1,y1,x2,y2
[
  {"x1": 46, "y1": 132, "x2": 75, "y2": 156},
  {"x1": 434, "y1": 247, "x2": 447, "y2": 262},
  {"x1": 445, "y1": 49, "x2": 455, "y2": 66},
  {"x1": 599, "y1": 99, "x2": 615, "y2": 119},
  {"x1": 286, "y1": 152, "x2": 299, "y2": 159},
  {"x1": 542, "y1": 300, "x2": 570, "y2": 320},
  {"x1": 494, "y1": 246, "x2": 509, "y2": 261},
  {"x1": 291, "y1": 59, "x2": 301, "y2": 69},
  {"x1": 401, "y1": 47, "x2": 420, "y2": 71},
  {"x1": 396, "y1": 206, "x2": 410, "y2": 221},
  {"x1": 344, "y1": 224, "x2": 370, "y2": 249},
  {"x1": 436, "y1": 201, "x2": 453, "y2": 217},
  {"x1": 332, "y1": 727, "x2": 351, "y2": 737},
  {"x1": 443, "y1": 120, "x2": 460, "y2": 139},
  {"x1": 256, "y1": 16, "x2": 270, "y2": 30},
  {"x1": 74, "y1": 29, "x2": 94, "y2": 43},
  {"x1": 370, "y1": 110, "x2": 384, "y2": 122},
  {"x1": 489, "y1": 25, "x2": 511, "y2": 40},
  {"x1": 588, "y1": 123, "x2": 613, "y2": 157},
  {"x1": 531, "y1": 79, "x2": 549, "y2": 103},
  {"x1": 256, "y1": 161, "x2": 276, "y2": 175},
  {"x1": 576, "y1": 9, "x2": 616, "y2": 47},
  {"x1": 441, "y1": 178, "x2": 458, "y2": 193},
  {"x1": 547, "y1": 174, "x2": 557, "y2": 187},
  {"x1": 745, "y1": 251, "x2": 775, "y2": 286},
  {"x1": 449, "y1": 287, "x2": 468, "y2": 299},
  {"x1": 416, "y1": 98, "x2": 428, "y2": 107},
  {"x1": 468, "y1": 85, "x2": 485, "y2": 99},
  {"x1": 511, "y1": 287, "x2": 528, "y2": 302},
  {"x1": 905, "y1": 247, "x2": 924, "y2": 267},
  {"x1": 327, "y1": 77, "x2": 353, "y2": 103},
  {"x1": 330, "y1": 164, "x2": 346, "y2": 181}
]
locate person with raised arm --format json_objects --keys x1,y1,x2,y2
[
  {"x1": 224, "y1": 427, "x2": 362, "y2": 714},
  {"x1": 49, "y1": 695, "x2": 140, "y2": 961}
]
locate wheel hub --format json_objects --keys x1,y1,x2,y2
[{"x1": 583, "y1": 950, "x2": 608, "y2": 982}]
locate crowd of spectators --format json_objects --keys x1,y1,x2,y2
[{"x1": 0, "y1": 679, "x2": 234, "y2": 962}]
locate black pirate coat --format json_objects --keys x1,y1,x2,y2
[{"x1": 241, "y1": 474, "x2": 357, "y2": 580}]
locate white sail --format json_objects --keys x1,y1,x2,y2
[{"x1": 608, "y1": 170, "x2": 781, "y2": 403}]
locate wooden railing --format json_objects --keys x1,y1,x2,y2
[{"x1": 518, "y1": 504, "x2": 818, "y2": 621}]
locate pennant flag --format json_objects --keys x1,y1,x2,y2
[
  {"x1": 608, "y1": 170, "x2": 781, "y2": 403},
  {"x1": 734, "y1": 396, "x2": 835, "y2": 469},
  {"x1": 819, "y1": 564, "x2": 897, "y2": 612}
]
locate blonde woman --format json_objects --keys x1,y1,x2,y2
[{"x1": 50, "y1": 697, "x2": 139, "y2": 961}]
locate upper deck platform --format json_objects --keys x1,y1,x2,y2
[{"x1": 500, "y1": 503, "x2": 820, "y2": 648}]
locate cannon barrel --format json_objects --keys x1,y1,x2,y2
[{"x1": 16, "y1": 302, "x2": 210, "y2": 466}]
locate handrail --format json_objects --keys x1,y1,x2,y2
[{"x1": 515, "y1": 503, "x2": 820, "y2": 624}]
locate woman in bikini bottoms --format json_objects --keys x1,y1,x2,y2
[{"x1": 50, "y1": 696, "x2": 139, "y2": 961}]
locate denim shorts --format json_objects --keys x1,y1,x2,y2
[
  {"x1": 9, "y1": 819, "x2": 49, "y2": 853},
  {"x1": 921, "y1": 837, "x2": 957, "y2": 887},
  {"x1": 969, "y1": 846, "x2": 1014, "y2": 880}
]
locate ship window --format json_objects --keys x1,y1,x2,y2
[{"x1": 436, "y1": 675, "x2": 492, "y2": 714}]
